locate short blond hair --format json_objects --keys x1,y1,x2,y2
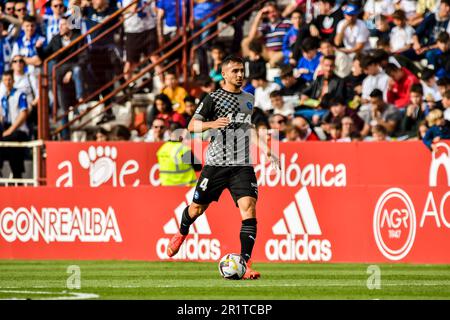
[{"x1": 426, "y1": 109, "x2": 443, "y2": 127}]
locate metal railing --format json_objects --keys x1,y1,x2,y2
[{"x1": 0, "y1": 140, "x2": 44, "y2": 186}]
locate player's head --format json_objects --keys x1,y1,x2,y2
[{"x1": 221, "y1": 55, "x2": 245, "y2": 89}]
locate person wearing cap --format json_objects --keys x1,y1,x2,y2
[{"x1": 334, "y1": 4, "x2": 370, "y2": 55}]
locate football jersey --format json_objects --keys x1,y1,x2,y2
[{"x1": 193, "y1": 88, "x2": 255, "y2": 166}]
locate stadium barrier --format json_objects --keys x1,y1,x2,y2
[
  {"x1": 0, "y1": 140, "x2": 44, "y2": 186},
  {"x1": 0, "y1": 140, "x2": 449, "y2": 263}
]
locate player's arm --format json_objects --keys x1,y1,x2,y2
[{"x1": 188, "y1": 94, "x2": 229, "y2": 133}]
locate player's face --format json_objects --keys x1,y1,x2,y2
[{"x1": 222, "y1": 62, "x2": 244, "y2": 88}]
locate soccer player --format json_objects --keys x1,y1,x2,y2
[{"x1": 166, "y1": 56, "x2": 278, "y2": 279}]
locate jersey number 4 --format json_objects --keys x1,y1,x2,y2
[{"x1": 199, "y1": 178, "x2": 209, "y2": 191}]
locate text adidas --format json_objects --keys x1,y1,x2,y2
[
  {"x1": 265, "y1": 234, "x2": 332, "y2": 261},
  {"x1": 157, "y1": 234, "x2": 221, "y2": 260}
]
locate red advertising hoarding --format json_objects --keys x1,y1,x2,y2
[{"x1": 1, "y1": 141, "x2": 449, "y2": 263}]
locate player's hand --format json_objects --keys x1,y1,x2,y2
[{"x1": 210, "y1": 117, "x2": 230, "y2": 129}]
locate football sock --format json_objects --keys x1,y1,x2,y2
[
  {"x1": 179, "y1": 206, "x2": 196, "y2": 235},
  {"x1": 240, "y1": 218, "x2": 257, "y2": 262}
]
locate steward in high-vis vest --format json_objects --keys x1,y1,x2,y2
[{"x1": 157, "y1": 140, "x2": 201, "y2": 186}]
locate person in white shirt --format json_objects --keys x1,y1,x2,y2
[
  {"x1": 122, "y1": 0, "x2": 159, "y2": 80},
  {"x1": 335, "y1": 4, "x2": 370, "y2": 55},
  {"x1": 360, "y1": 55, "x2": 390, "y2": 112},
  {"x1": 252, "y1": 74, "x2": 281, "y2": 112},
  {"x1": 363, "y1": 0, "x2": 395, "y2": 32},
  {"x1": 269, "y1": 90, "x2": 294, "y2": 117},
  {"x1": 390, "y1": 9, "x2": 415, "y2": 54}
]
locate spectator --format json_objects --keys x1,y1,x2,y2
[
  {"x1": 8, "y1": 55, "x2": 38, "y2": 109},
  {"x1": 282, "y1": 124, "x2": 300, "y2": 142},
  {"x1": 345, "y1": 54, "x2": 365, "y2": 107},
  {"x1": 0, "y1": 9, "x2": 22, "y2": 74},
  {"x1": 315, "y1": 39, "x2": 352, "y2": 78},
  {"x1": 390, "y1": 10, "x2": 415, "y2": 56},
  {"x1": 244, "y1": 40, "x2": 267, "y2": 80},
  {"x1": 301, "y1": 55, "x2": 347, "y2": 104},
  {"x1": 37, "y1": 15, "x2": 85, "y2": 135},
  {"x1": 322, "y1": 96, "x2": 366, "y2": 135},
  {"x1": 412, "y1": 0, "x2": 450, "y2": 65},
  {"x1": 385, "y1": 63, "x2": 420, "y2": 109},
  {"x1": 122, "y1": 0, "x2": 159, "y2": 82},
  {"x1": 94, "y1": 126, "x2": 109, "y2": 141},
  {"x1": 209, "y1": 43, "x2": 225, "y2": 84},
  {"x1": 162, "y1": 72, "x2": 188, "y2": 114},
  {"x1": 40, "y1": 0, "x2": 67, "y2": 44},
  {"x1": 423, "y1": 108, "x2": 450, "y2": 149},
  {"x1": 444, "y1": 90, "x2": 450, "y2": 120},
  {"x1": 0, "y1": 70, "x2": 28, "y2": 178},
  {"x1": 148, "y1": 93, "x2": 186, "y2": 128},
  {"x1": 437, "y1": 78, "x2": 450, "y2": 98},
  {"x1": 268, "y1": 113, "x2": 287, "y2": 140},
  {"x1": 374, "y1": 14, "x2": 391, "y2": 44},
  {"x1": 360, "y1": 55, "x2": 390, "y2": 109},
  {"x1": 338, "y1": 116, "x2": 356, "y2": 141},
  {"x1": 84, "y1": 0, "x2": 121, "y2": 125},
  {"x1": 401, "y1": 83, "x2": 426, "y2": 137},
  {"x1": 282, "y1": 10, "x2": 310, "y2": 66},
  {"x1": 292, "y1": 115, "x2": 320, "y2": 141},
  {"x1": 435, "y1": 32, "x2": 450, "y2": 79},
  {"x1": 409, "y1": 0, "x2": 440, "y2": 26},
  {"x1": 144, "y1": 117, "x2": 170, "y2": 142},
  {"x1": 11, "y1": 15, "x2": 46, "y2": 76},
  {"x1": 13, "y1": 1, "x2": 28, "y2": 24},
  {"x1": 416, "y1": 120, "x2": 429, "y2": 140},
  {"x1": 371, "y1": 124, "x2": 389, "y2": 141},
  {"x1": 360, "y1": 88, "x2": 402, "y2": 136},
  {"x1": 310, "y1": 0, "x2": 344, "y2": 42},
  {"x1": 194, "y1": 75, "x2": 216, "y2": 102},
  {"x1": 328, "y1": 122, "x2": 342, "y2": 141},
  {"x1": 334, "y1": 4, "x2": 370, "y2": 55},
  {"x1": 253, "y1": 73, "x2": 281, "y2": 112},
  {"x1": 421, "y1": 68, "x2": 442, "y2": 103},
  {"x1": 363, "y1": 0, "x2": 395, "y2": 36},
  {"x1": 295, "y1": 37, "x2": 321, "y2": 83},
  {"x1": 109, "y1": 124, "x2": 131, "y2": 141},
  {"x1": 156, "y1": 0, "x2": 186, "y2": 44},
  {"x1": 279, "y1": 65, "x2": 305, "y2": 97},
  {"x1": 242, "y1": 2, "x2": 291, "y2": 67},
  {"x1": 269, "y1": 90, "x2": 294, "y2": 117},
  {"x1": 182, "y1": 96, "x2": 197, "y2": 125}
]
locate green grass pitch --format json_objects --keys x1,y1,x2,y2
[{"x1": 0, "y1": 261, "x2": 449, "y2": 300}]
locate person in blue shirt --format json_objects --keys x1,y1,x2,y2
[
  {"x1": 0, "y1": 70, "x2": 29, "y2": 178},
  {"x1": 423, "y1": 109, "x2": 450, "y2": 150},
  {"x1": 295, "y1": 37, "x2": 321, "y2": 83},
  {"x1": 282, "y1": 10, "x2": 303, "y2": 66}
]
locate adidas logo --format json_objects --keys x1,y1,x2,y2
[
  {"x1": 265, "y1": 187, "x2": 332, "y2": 261},
  {"x1": 156, "y1": 188, "x2": 221, "y2": 260}
]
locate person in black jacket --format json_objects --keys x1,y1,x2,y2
[
  {"x1": 300, "y1": 54, "x2": 347, "y2": 104},
  {"x1": 38, "y1": 16, "x2": 86, "y2": 114}
]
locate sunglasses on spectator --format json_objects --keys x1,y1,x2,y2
[
  {"x1": 15, "y1": 7, "x2": 26, "y2": 12},
  {"x1": 53, "y1": 4, "x2": 64, "y2": 8},
  {"x1": 12, "y1": 59, "x2": 24, "y2": 64},
  {"x1": 153, "y1": 125, "x2": 165, "y2": 129},
  {"x1": 5, "y1": 7, "x2": 14, "y2": 11}
]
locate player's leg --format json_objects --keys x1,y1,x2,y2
[
  {"x1": 167, "y1": 166, "x2": 227, "y2": 257},
  {"x1": 236, "y1": 196, "x2": 260, "y2": 280},
  {"x1": 167, "y1": 202, "x2": 208, "y2": 257},
  {"x1": 229, "y1": 166, "x2": 260, "y2": 279}
]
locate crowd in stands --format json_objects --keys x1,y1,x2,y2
[{"x1": 1, "y1": 0, "x2": 450, "y2": 178}]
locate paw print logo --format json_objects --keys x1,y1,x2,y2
[{"x1": 78, "y1": 146, "x2": 117, "y2": 187}]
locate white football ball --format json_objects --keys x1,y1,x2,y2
[{"x1": 218, "y1": 253, "x2": 247, "y2": 280}]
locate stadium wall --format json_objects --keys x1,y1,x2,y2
[{"x1": 0, "y1": 141, "x2": 449, "y2": 263}]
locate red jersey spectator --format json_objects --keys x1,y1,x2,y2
[
  {"x1": 148, "y1": 93, "x2": 187, "y2": 128},
  {"x1": 385, "y1": 63, "x2": 420, "y2": 109}
]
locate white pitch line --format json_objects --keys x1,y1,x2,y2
[{"x1": 0, "y1": 290, "x2": 99, "y2": 300}]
